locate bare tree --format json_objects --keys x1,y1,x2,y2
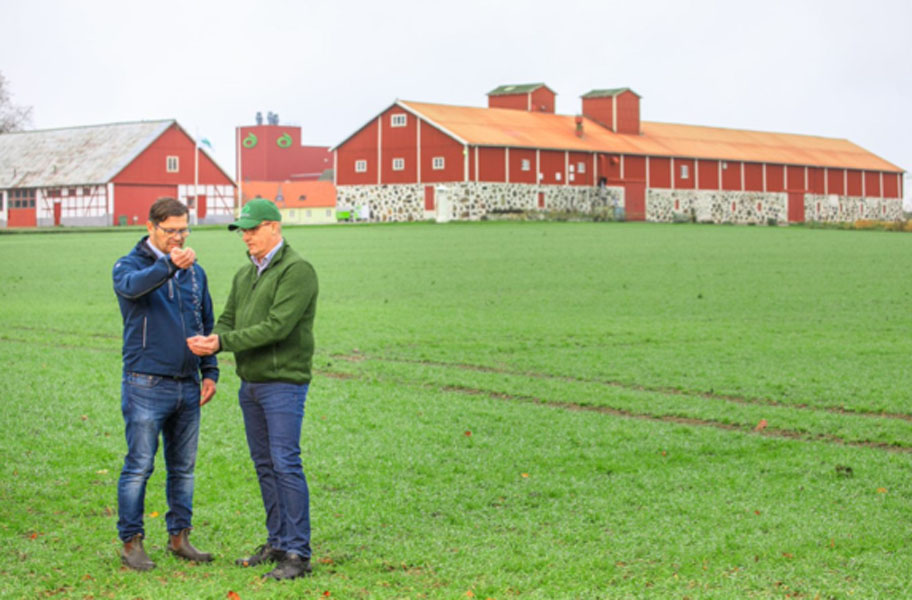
[{"x1": 0, "y1": 71, "x2": 33, "y2": 133}]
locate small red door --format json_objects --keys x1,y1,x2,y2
[
  {"x1": 537, "y1": 192, "x2": 545, "y2": 209},
  {"x1": 624, "y1": 182, "x2": 646, "y2": 221},
  {"x1": 788, "y1": 192, "x2": 805, "y2": 222},
  {"x1": 53, "y1": 201, "x2": 62, "y2": 226},
  {"x1": 424, "y1": 186, "x2": 435, "y2": 211},
  {"x1": 196, "y1": 195, "x2": 207, "y2": 219}
]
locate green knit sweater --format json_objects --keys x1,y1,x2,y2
[{"x1": 214, "y1": 242, "x2": 318, "y2": 384}]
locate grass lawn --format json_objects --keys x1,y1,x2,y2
[{"x1": 1, "y1": 221, "x2": 910, "y2": 599}]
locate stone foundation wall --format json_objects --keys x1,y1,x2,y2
[
  {"x1": 647, "y1": 189, "x2": 788, "y2": 225},
  {"x1": 804, "y1": 194, "x2": 902, "y2": 223},
  {"x1": 337, "y1": 182, "x2": 624, "y2": 222},
  {"x1": 337, "y1": 183, "x2": 903, "y2": 225}
]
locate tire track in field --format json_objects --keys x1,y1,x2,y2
[
  {"x1": 321, "y1": 367, "x2": 912, "y2": 454},
  {"x1": 332, "y1": 353, "x2": 912, "y2": 423}
]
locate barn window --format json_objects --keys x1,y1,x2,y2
[
  {"x1": 432, "y1": 157, "x2": 445, "y2": 170},
  {"x1": 392, "y1": 158, "x2": 405, "y2": 171},
  {"x1": 166, "y1": 156, "x2": 179, "y2": 172},
  {"x1": 325, "y1": 209, "x2": 331, "y2": 217},
  {"x1": 355, "y1": 160, "x2": 367, "y2": 173},
  {"x1": 390, "y1": 113, "x2": 407, "y2": 127},
  {"x1": 555, "y1": 172, "x2": 562, "y2": 181},
  {"x1": 578, "y1": 161, "x2": 586, "y2": 174},
  {"x1": 680, "y1": 164, "x2": 690, "y2": 179},
  {"x1": 521, "y1": 159, "x2": 531, "y2": 171}
]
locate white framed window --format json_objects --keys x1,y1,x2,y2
[
  {"x1": 681, "y1": 164, "x2": 690, "y2": 179},
  {"x1": 578, "y1": 162, "x2": 586, "y2": 173},
  {"x1": 166, "y1": 156, "x2": 179, "y2": 172},
  {"x1": 325, "y1": 209, "x2": 332, "y2": 217},
  {"x1": 392, "y1": 158, "x2": 405, "y2": 171},
  {"x1": 355, "y1": 159, "x2": 367, "y2": 173},
  {"x1": 390, "y1": 113, "x2": 407, "y2": 127},
  {"x1": 432, "y1": 156, "x2": 445, "y2": 170},
  {"x1": 569, "y1": 164, "x2": 575, "y2": 173},
  {"x1": 721, "y1": 161, "x2": 728, "y2": 170},
  {"x1": 555, "y1": 172, "x2": 562, "y2": 181},
  {"x1": 521, "y1": 159, "x2": 531, "y2": 171}
]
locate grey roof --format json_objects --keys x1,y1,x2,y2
[
  {"x1": 581, "y1": 88, "x2": 641, "y2": 99},
  {"x1": 487, "y1": 83, "x2": 551, "y2": 96},
  {"x1": 0, "y1": 120, "x2": 175, "y2": 188}
]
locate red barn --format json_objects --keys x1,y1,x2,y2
[
  {"x1": 332, "y1": 83, "x2": 904, "y2": 224},
  {"x1": 0, "y1": 120, "x2": 236, "y2": 228}
]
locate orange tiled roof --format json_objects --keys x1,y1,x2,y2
[
  {"x1": 399, "y1": 100, "x2": 902, "y2": 172},
  {"x1": 240, "y1": 180, "x2": 336, "y2": 208}
]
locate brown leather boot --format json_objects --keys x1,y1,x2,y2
[
  {"x1": 167, "y1": 528, "x2": 213, "y2": 563},
  {"x1": 121, "y1": 533, "x2": 155, "y2": 571}
]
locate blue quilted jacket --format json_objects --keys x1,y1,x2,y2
[{"x1": 113, "y1": 237, "x2": 218, "y2": 382}]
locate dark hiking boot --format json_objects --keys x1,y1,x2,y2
[
  {"x1": 121, "y1": 533, "x2": 155, "y2": 571},
  {"x1": 235, "y1": 543, "x2": 286, "y2": 567},
  {"x1": 167, "y1": 528, "x2": 213, "y2": 563},
  {"x1": 263, "y1": 552, "x2": 312, "y2": 580}
]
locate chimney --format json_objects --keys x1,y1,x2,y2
[
  {"x1": 581, "y1": 88, "x2": 641, "y2": 134},
  {"x1": 575, "y1": 115, "x2": 583, "y2": 137},
  {"x1": 487, "y1": 83, "x2": 556, "y2": 113}
]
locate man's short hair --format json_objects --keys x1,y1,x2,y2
[{"x1": 149, "y1": 197, "x2": 189, "y2": 224}]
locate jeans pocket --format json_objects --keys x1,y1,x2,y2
[{"x1": 124, "y1": 372, "x2": 162, "y2": 389}]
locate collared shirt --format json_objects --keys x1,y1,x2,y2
[
  {"x1": 147, "y1": 238, "x2": 184, "y2": 279},
  {"x1": 250, "y1": 238, "x2": 284, "y2": 276}
]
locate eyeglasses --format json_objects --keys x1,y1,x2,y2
[{"x1": 155, "y1": 224, "x2": 191, "y2": 237}]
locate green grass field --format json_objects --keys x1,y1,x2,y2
[{"x1": 1, "y1": 221, "x2": 911, "y2": 599}]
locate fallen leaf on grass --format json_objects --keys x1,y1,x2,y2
[
  {"x1": 80, "y1": 415, "x2": 88, "y2": 421},
  {"x1": 782, "y1": 552, "x2": 794, "y2": 559},
  {"x1": 227, "y1": 591, "x2": 240, "y2": 600},
  {"x1": 876, "y1": 487, "x2": 888, "y2": 494},
  {"x1": 754, "y1": 419, "x2": 768, "y2": 431},
  {"x1": 464, "y1": 430, "x2": 472, "y2": 437},
  {"x1": 520, "y1": 473, "x2": 529, "y2": 478},
  {"x1": 148, "y1": 511, "x2": 160, "y2": 518},
  {"x1": 96, "y1": 469, "x2": 108, "y2": 475},
  {"x1": 465, "y1": 592, "x2": 475, "y2": 598}
]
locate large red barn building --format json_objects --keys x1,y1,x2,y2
[
  {"x1": 0, "y1": 120, "x2": 236, "y2": 228},
  {"x1": 331, "y1": 83, "x2": 904, "y2": 224}
]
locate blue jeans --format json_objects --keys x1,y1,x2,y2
[
  {"x1": 117, "y1": 372, "x2": 201, "y2": 542},
  {"x1": 239, "y1": 381, "x2": 311, "y2": 558}
]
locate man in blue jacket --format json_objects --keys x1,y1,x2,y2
[{"x1": 112, "y1": 197, "x2": 218, "y2": 571}]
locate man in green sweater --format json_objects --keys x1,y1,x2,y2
[{"x1": 187, "y1": 198, "x2": 318, "y2": 580}]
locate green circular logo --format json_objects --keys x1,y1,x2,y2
[
  {"x1": 277, "y1": 133, "x2": 292, "y2": 148},
  {"x1": 242, "y1": 133, "x2": 258, "y2": 148}
]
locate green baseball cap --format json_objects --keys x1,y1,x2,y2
[{"x1": 228, "y1": 198, "x2": 282, "y2": 230}]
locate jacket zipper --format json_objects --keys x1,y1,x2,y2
[{"x1": 142, "y1": 317, "x2": 147, "y2": 348}]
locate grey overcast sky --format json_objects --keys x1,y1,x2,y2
[{"x1": 3, "y1": 0, "x2": 910, "y2": 207}]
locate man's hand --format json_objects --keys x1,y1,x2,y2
[
  {"x1": 200, "y1": 378, "x2": 216, "y2": 406},
  {"x1": 170, "y1": 247, "x2": 197, "y2": 269},
  {"x1": 187, "y1": 334, "x2": 220, "y2": 356}
]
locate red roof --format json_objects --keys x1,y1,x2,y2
[
  {"x1": 382, "y1": 100, "x2": 901, "y2": 173},
  {"x1": 240, "y1": 180, "x2": 336, "y2": 208}
]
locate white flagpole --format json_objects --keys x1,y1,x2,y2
[{"x1": 193, "y1": 134, "x2": 199, "y2": 225}]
